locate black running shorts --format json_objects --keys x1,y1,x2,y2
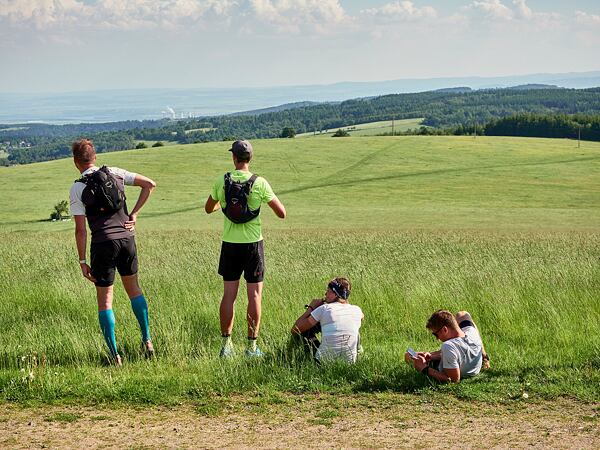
[
  {"x1": 90, "y1": 236, "x2": 139, "y2": 287},
  {"x1": 218, "y1": 240, "x2": 265, "y2": 283}
]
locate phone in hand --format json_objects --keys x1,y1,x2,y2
[{"x1": 407, "y1": 347, "x2": 418, "y2": 359}]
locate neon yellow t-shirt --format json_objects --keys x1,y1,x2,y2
[{"x1": 211, "y1": 170, "x2": 276, "y2": 243}]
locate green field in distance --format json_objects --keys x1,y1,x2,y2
[{"x1": 296, "y1": 118, "x2": 425, "y2": 138}]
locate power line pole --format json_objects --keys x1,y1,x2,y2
[
  {"x1": 578, "y1": 125, "x2": 581, "y2": 148},
  {"x1": 392, "y1": 116, "x2": 395, "y2": 136}
]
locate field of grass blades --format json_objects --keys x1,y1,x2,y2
[{"x1": 0, "y1": 136, "x2": 598, "y2": 405}]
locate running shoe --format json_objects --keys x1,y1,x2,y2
[
  {"x1": 142, "y1": 340, "x2": 155, "y2": 359},
  {"x1": 244, "y1": 346, "x2": 264, "y2": 358},
  {"x1": 219, "y1": 344, "x2": 235, "y2": 358}
]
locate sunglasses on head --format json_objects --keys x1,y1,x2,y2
[{"x1": 328, "y1": 280, "x2": 348, "y2": 300}]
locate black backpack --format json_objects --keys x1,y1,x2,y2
[
  {"x1": 222, "y1": 172, "x2": 260, "y2": 224},
  {"x1": 78, "y1": 166, "x2": 125, "y2": 216}
]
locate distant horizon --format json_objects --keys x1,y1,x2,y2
[
  {"x1": 1, "y1": 70, "x2": 599, "y2": 126},
  {"x1": 2, "y1": 69, "x2": 600, "y2": 96}
]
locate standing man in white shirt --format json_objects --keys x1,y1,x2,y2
[
  {"x1": 69, "y1": 139, "x2": 156, "y2": 366},
  {"x1": 291, "y1": 277, "x2": 364, "y2": 364}
]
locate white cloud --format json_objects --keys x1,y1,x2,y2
[
  {"x1": 90, "y1": 0, "x2": 222, "y2": 29},
  {"x1": 0, "y1": 1, "x2": 201, "y2": 29},
  {"x1": 463, "y1": 0, "x2": 563, "y2": 30},
  {"x1": 0, "y1": 0, "x2": 594, "y2": 42},
  {"x1": 575, "y1": 11, "x2": 600, "y2": 26},
  {"x1": 467, "y1": 0, "x2": 514, "y2": 20},
  {"x1": 0, "y1": 0, "x2": 92, "y2": 28},
  {"x1": 512, "y1": 0, "x2": 532, "y2": 20},
  {"x1": 361, "y1": 1, "x2": 437, "y2": 21},
  {"x1": 0, "y1": 0, "x2": 348, "y2": 33},
  {"x1": 248, "y1": 0, "x2": 349, "y2": 34}
]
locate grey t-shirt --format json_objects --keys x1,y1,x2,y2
[{"x1": 439, "y1": 326, "x2": 483, "y2": 377}]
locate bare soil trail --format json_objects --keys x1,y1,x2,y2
[{"x1": 0, "y1": 395, "x2": 598, "y2": 449}]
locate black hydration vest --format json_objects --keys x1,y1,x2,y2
[
  {"x1": 78, "y1": 166, "x2": 126, "y2": 216},
  {"x1": 77, "y1": 167, "x2": 131, "y2": 243},
  {"x1": 222, "y1": 172, "x2": 260, "y2": 224}
]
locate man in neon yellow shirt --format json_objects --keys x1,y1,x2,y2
[{"x1": 205, "y1": 140, "x2": 286, "y2": 357}]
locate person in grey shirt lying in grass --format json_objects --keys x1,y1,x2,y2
[{"x1": 405, "y1": 310, "x2": 490, "y2": 382}]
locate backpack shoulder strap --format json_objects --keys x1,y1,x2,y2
[
  {"x1": 247, "y1": 174, "x2": 258, "y2": 188},
  {"x1": 76, "y1": 172, "x2": 92, "y2": 184}
]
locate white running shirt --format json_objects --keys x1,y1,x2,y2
[{"x1": 310, "y1": 302, "x2": 363, "y2": 364}]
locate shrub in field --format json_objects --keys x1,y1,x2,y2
[
  {"x1": 280, "y1": 127, "x2": 296, "y2": 138},
  {"x1": 332, "y1": 129, "x2": 350, "y2": 137},
  {"x1": 50, "y1": 200, "x2": 69, "y2": 221}
]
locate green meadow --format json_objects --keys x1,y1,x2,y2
[
  {"x1": 296, "y1": 118, "x2": 425, "y2": 137},
  {"x1": 0, "y1": 136, "x2": 599, "y2": 405}
]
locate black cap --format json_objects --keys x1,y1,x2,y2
[{"x1": 229, "y1": 140, "x2": 253, "y2": 159}]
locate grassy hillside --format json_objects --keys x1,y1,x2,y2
[
  {"x1": 296, "y1": 118, "x2": 425, "y2": 137},
  {"x1": 0, "y1": 136, "x2": 598, "y2": 404},
  {"x1": 1, "y1": 136, "x2": 599, "y2": 232}
]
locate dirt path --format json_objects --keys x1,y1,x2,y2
[{"x1": 1, "y1": 395, "x2": 598, "y2": 449}]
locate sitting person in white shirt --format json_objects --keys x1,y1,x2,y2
[
  {"x1": 405, "y1": 310, "x2": 490, "y2": 383},
  {"x1": 291, "y1": 277, "x2": 364, "y2": 364}
]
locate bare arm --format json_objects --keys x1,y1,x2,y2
[
  {"x1": 428, "y1": 367, "x2": 460, "y2": 383},
  {"x1": 125, "y1": 174, "x2": 156, "y2": 230},
  {"x1": 412, "y1": 356, "x2": 460, "y2": 383},
  {"x1": 268, "y1": 197, "x2": 286, "y2": 219},
  {"x1": 427, "y1": 350, "x2": 442, "y2": 361},
  {"x1": 130, "y1": 174, "x2": 156, "y2": 216},
  {"x1": 291, "y1": 298, "x2": 323, "y2": 335},
  {"x1": 291, "y1": 315, "x2": 318, "y2": 335},
  {"x1": 74, "y1": 215, "x2": 96, "y2": 283},
  {"x1": 204, "y1": 195, "x2": 221, "y2": 214},
  {"x1": 409, "y1": 349, "x2": 441, "y2": 364}
]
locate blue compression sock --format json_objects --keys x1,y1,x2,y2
[
  {"x1": 130, "y1": 294, "x2": 151, "y2": 342},
  {"x1": 98, "y1": 309, "x2": 118, "y2": 358}
]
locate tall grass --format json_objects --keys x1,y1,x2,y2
[
  {"x1": 0, "y1": 136, "x2": 598, "y2": 404},
  {"x1": 0, "y1": 230, "x2": 598, "y2": 403}
]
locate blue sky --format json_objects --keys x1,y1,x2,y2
[{"x1": 1, "y1": 1, "x2": 599, "y2": 93}]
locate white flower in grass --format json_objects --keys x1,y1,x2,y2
[{"x1": 522, "y1": 392, "x2": 529, "y2": 399}]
